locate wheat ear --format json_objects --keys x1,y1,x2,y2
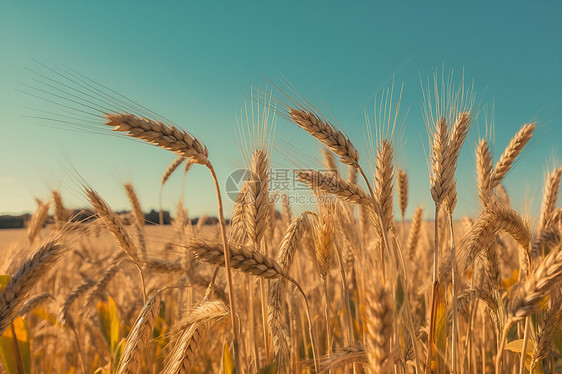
[
  {"x1": 490, "y1": 123, "x2": 535, "y2": 188},
  {"x1": 365, "y1": 284, "x2": 394, "y2": 372},
  {"x1": 509, "y1": 242, "x2": 562, "y2": 319},
  {"x1": 317, "y1": 343, "x2": 367, "y2": 373},
  {"x1": 124, "y1": 182, "x2": 147, "y2": 258},
  {"x1": 290, "y1": 108, "x2": 359, "y2": 167},
  {"x1": 163, "y1": 300, "x2": 229, "y2": 374},
  {"x1": 442, "y1": 201, "x2": 530, "y2": 284},
  {"x1": 407, "y1": 206, "x2": 423, "y2": 260},
  {"x1": 476, "y1": 139, "x2": 493, "y2": 206},
  {"x1": 429, "y1": 118, "x2": 451, "y2": 206},
  {"x1": 159, "y1": 156, "x2": 186, "y2": 224},
  {"x1": 0, "y1": 234, "x2": 65, "y2": 335},
  {"x1": 52, "y1": 190, "x2": 69, "y2": 228},
  {"x1": 397, "y1": 169, "x2": 408, "y2": 220},
  {"x1": 17, "y1": 293, "x2": 55, "y2": 317},
  {"x1": 296, "y1": 169, "x2": 372, "y2": 207},
  {"x1": 322, "y1": 148, "x2": 339, "y2": 176},
  {"x1": 27, "y1": 199, "x2": 51, "y2": 244},
  {"x1": 538, "y1": 168, "x2": 562, "y2": 232},
  {"x1": 59, "y1": 279, "x2": 96, "y2": 329},
  {"x1": 374, "y1": 140, "x2": 395, "y2": 232},
  {"x1": 83, "y1": 263, "x2": 120, "y2": 314},
  {"x1": 447, "y1": 112, "x2": 472, "y2": 168},
  {"x1": 246, "y1": 149, "x2": 270, "y2": 244},
  {"x1": 530, "y1": 226, "x2": 561, "y2": 260},
  {"x1": 86, "y1": 188, "x2": 140, "y2": 264},
  {"x1": 531, "y1": 297, "x2": 562, "y2": 369},
  {"x1": 161, "y1": 156, "x2": 186, "y2": 185},
  {"x1": 124, "y1": 183, "x2": 145, "y2": 228},
  {"x1": 268, "y1": 213, "x2": 312, "y2": 364},
  {"x1": 116, "y1": 290, "x2": 162, "y2": 374},
  {"x1": 105, "y1": 113, "x2": 209, "y2": 164},
  {"x1": 185, "y1": 239, "x2": 286, "y2": 279}
]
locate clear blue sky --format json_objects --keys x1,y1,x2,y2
[{"x1": 1, "y1": 1, "x2": 561, "y2": 219}]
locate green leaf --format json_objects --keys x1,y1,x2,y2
[
  {"x1": 0, "y1": 275, "x2": 10, "y2": 290},
  {"x1": 97, "y1": 296, "x2": 120, "y2": 353},
  {"x1": 435, "y1": 283, "x2": 447, "y2": 373},
  {"x1": 0, "y1": 275, "x2": 31, "y2": 374},
  {"x1": 108, "y1": 297, "x2": 120, "y2": 353},
  {"x1": 32, "y1": 308, "x2": 59, "y2": 327},
  {"x1": 505, "y1": 339, "x2": 544, "y2": 374},
  {"x1": 223, "y1": 342, "x2": 235, "y2": 374},
  {"x1": 257, "y1": 360, "x2": 278, "y2": 374},
  {"x1": 0, "y1": 317, "x2": 31, "y2": 374},
  {"x1": 505, "y1": 339, "x2": 534, "y2": 354}
]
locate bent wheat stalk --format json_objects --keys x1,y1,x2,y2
[
  {"x1": 184, "y1": 238, "x2": 320, "y2": 372},
  {"x1": 106, "y1": 113, "x2": 240, "y2": 368}
]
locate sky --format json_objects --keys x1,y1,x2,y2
[{"x1": 0, "y1": 1, "x2": 561, "y2": 220}]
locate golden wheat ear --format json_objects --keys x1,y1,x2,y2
[
  {"x1": 490, "y1": 122, "x2": 536, "y2": 188},
  {"x1": 116, "y1": 290, "x2": 162, "y2": 374},
  {"x1": 105, "y1": 113, "x2": 209, "y2": 164},
  {"x1": 397, "y1": 169, "x2": 408, "y2": 220},
  {"x1": 0, "y1": 234, "x2": 65, "y2": 335},
  {"x1": 289, "y1": 108, "x2": 359, "y2": 167}
]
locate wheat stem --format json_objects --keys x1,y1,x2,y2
[
  {"x1": 205, "y1": 161, "x2": 240, "y2": 370},
  {"x1": 519, "y1": 317, "x2": 530, "y2": 374}
]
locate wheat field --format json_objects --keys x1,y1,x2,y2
[{"x1": 1, "y1": 80, "x2": 561, "y2": 374}]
